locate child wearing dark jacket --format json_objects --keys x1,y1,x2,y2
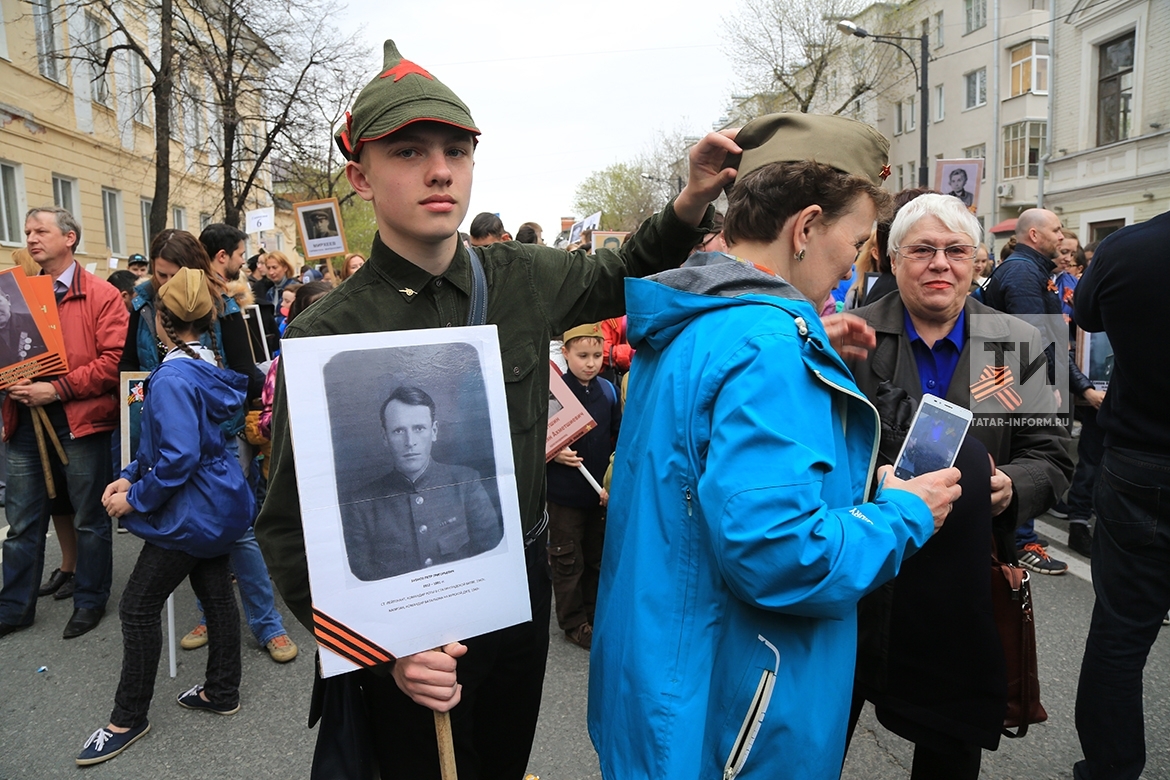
[
  {"x1": 547, "y1": 323, "x2": 621, "y2": 650},
  {"x1": 76, "y1": 268, "x2": 254, "y2": 766}
]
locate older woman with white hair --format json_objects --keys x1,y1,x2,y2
[{"x1": 844, "y1": 193, "x2": 1072, "y2": 778}]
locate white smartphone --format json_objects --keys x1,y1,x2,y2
[{"x1": 892, "y1": 394, "x2": 973, "y2": 480}]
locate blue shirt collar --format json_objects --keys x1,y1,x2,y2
[{"x1": 903, "y1": 307, "x2": 966, "y2": 350}]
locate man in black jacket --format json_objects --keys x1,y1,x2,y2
[{"x1": 1072, "y1": 210, "x2": 1170, "y2": 780}]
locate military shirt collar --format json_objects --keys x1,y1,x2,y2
[{"x1": 369, "y1": 233, "x2": 473, "y2": 302}]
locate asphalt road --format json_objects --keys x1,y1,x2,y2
[{"x1": 2, "y1": 510, "x2": 1170, "y2": 779}]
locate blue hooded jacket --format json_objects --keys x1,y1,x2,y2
[
  {"x1": 588, "y1": 255, "x2": 935, "y2": 780},
  {"x1": 121, "y1": 351, "x2": 254, "y2": 558}
]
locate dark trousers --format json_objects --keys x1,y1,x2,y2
[
  {"x1": 846, "y1": 693, "x2": 982, "y2": 780},
  {"x1": 1068, "y1": 407, "x2": 1105, "y2": 522},
  {"x1": 361, "y1": 533, "x2": 551, "y2": 780},
  {"x1": 1075, "y1": 447, "x2": 1170, "y2": 779},
  {"x1": 546, "y1": 500, "x2": 605, "y2": 633},
  {"x1": 111, "y1": 542, "x2": 241, "y2": 728}
]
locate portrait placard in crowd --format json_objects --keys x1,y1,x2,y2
[
  {"x1": 282, "y1": 326, "x2": 530, "y2": 677},
  {"x1": 0, "y1": 268, "x2": 69, "y2": 389},
  {"x1": 293, "y1": 198, "x2": 348, "y2": 261}
]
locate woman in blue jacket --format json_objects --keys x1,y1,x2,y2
[
  {"x1": 588, "y1": 114, "x2": 963, "y2": 780},
  {"x1": 76, "y1": 268, "x2": 253, "y2": 766}
]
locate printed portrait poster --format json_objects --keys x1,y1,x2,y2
[
  {"x1": 0, "y1": 268, "x2": 69, "y2": 390},
  {"x1": 282, "y1": 326, "x2": 530, "y2": 677},
  {"x1": 293, "y1": 198, "x2": 349, "y2": 261},
  {"x1": 934, "y1": 159, "x2": 983, "y2": 214},
  {"x1": 1076, "y1": 327, "x2": 1113, "y2": 391},
  {"x1": 590, "y1": 231, "x2": 630, "y2": 253},
  {"x1": 120, "y1": 372, "x2": 150, "y2": 469}
]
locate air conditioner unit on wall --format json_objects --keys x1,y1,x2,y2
[{"x1": 996, "y1": 183, "x2": 1015, "y2": 198}]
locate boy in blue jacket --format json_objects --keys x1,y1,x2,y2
[{"x1": 547, "y1": 323, "x2": 621, "y2": 650}]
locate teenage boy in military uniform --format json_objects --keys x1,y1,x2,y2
[{"x1": 255, "y1": 40, "x2": 738, "y2": 778}]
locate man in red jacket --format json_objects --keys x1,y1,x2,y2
[{"x1": 0, "y1": 207, "x2": 128, "y2": 640}]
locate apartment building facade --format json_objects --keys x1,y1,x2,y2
[
  {"x1": 0, "y1": 0, "x2": 296, "y2": 273},
  {"x1": 1044, "y1": 0, "x2": 1168, "y2": 243}
]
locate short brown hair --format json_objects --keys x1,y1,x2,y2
[{"x1": 723, "y1": 161, "x2": 890, "y2": 246}]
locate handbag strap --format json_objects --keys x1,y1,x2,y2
[{"x1": 466, "y1": 245, "x2": 488, "y2": 327}]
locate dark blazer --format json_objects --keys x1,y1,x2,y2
[
  {"x1": 847, "y1": 293, "x2": 1073, "y2": 750},
  {"x1": 849, "y1": 293, "x2": 1073, "y2": 556}
]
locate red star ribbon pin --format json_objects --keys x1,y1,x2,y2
[
  {"x1": 879, "y1": 164, "x2": 892, "y2": 180},
  {"x1": 380, "y1": 60, "x2": 434, "y2": 82}
]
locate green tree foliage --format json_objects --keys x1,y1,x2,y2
[{"x1": 573, "y1": 162, "x2": 659, "y2": 232}]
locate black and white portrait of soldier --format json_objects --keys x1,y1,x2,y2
[
  {"x1": 305, "y1": 208, "x2": 339, "y2": 240},
  {"x1": 945, "y1": 166, "x2": 975, "y2": 207},
  {"x1": 0, "y1": 272, "x2": 48, "y2": 369},
  {"x1": 326, "y1": 344, "x2": 505, "y2": 582}
]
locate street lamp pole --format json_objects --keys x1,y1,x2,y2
[{"x1": 838, "y1": 20, "x2": 930, "y2": 188}]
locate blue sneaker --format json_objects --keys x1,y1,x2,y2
[
  {"x1": 76, "y1": 722, "x2": 150, "y2": 765},
  {"x1": 176, "y1": 683, "x2": 240, "y2": 715}
]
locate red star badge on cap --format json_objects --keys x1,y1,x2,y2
[
  {"x1": 380, "y1": 60, "x2": 435, "y2": 82},
  {"x1": 879, "y1": 164, "x2": 892, "y2": 180}
]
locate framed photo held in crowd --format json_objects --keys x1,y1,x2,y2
[
  {"x1": 293, "y1": 198, "x2": 348, "y2": 261},
  {"x1": 934, "y1": 159, "x2": 984, "y2": 213}
]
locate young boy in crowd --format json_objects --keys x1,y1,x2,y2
[
  {"x1": 547, "y1": 323, "x2": 621, "y2": 650},
  {"x1": 254, "y1": 37, "x2": 736, "y2": 779}
]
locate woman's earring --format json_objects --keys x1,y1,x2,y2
[{"x1": 795, "y1": 249, "x2": 806, "y2": 262}]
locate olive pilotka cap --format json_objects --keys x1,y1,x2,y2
[
  {"x1": 336, "y1": 40, "x2": 479, "y2": 161},
  {"x1": 726, "y1": 113, "x2": 892, "y2": 186}
]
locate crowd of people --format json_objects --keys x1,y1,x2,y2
[{"x1": 0, "y1": 34, "x2": 1165, "y2": 780}]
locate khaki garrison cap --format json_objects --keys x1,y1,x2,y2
[
  {"x1": 158, "y1": 267, "x2": 214, "y2": 323},
  {"x1": 337, "y1": 40, "x2": 480, "y2": 161},
  {"x1": 727, "y1": 113, "x2": 891, "y2": 187},
  {"x1": 563, "y1": 323, "x2": 604, "y2": 343}
]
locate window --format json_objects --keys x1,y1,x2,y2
[
  {"x1": 897, "y1": 164, "x2": 905, "y2": 191},
  {"x1": 963, "y1": 144, "x2": 987, "y2": 180},
  {"x1": 1010, "y1": 41, "x2": 1049, "y2": 97},
  {"x1": 103, "y1": 188, "x2": 124, "y2": 255},
  {"x1": 199, "y1": 212, "x2": 212, "y2": 230},
  {"x1": 965, "y1": 68, "x2": 987, "y2": 109},
  {"x1": 1003, "y1": 121, "x2": 1046, "y2": 178},
  {"x1": 172, "y1": 207, "x2": 185, "y2": 230},
  {"x1": 895, "y1": 101, "x2": 904, "y2": 135},
  {"x1": 1030, "y1": 0, "x2": 1048, "y2": 9},
  {"x1": 965, "y1": 0, "x2": 986, "y2": 33},
  {"x1": 906, "y1": 95, "x2": 916, "y2": 131},
  {"x1": 0, "y1": 162, "x2": 22, "y2": 244},
  {"x1": 52, "y1": 175, "x2": 77, "y2": 215},
  {"x1": 84, "y1": 13, "x2": 110, "y2": 105},
  {"x1": 129, "y1": 53, "x2": 149, "y2": 125},
  {"x1": 908, "y1": 160, "x2": 917, "y2": 186},
  {"x1": 934, "y1": 85, "x2": 945, "y2": 121},
  {"x1": 934, "y1": 11, "x2": 944, "y2": 48},
  {"x1": 31, "y1": 0, "x2": 59, "y2": 81},
  {"x1": 1089, "y1": 219, "x2": 1125, "y2": 244},
  {"x1": 1097, "y1": 32, "x2": 1134, "y2": 146}
]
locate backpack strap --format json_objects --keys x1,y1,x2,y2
[
  {"x1": 598, "y1": 377, "x2": 617, "y2": 408},
  {"x1": 466, "y1": 245, "x2": 488, "y2": 327}
]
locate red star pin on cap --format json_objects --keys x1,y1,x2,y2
[
  {"x1": 880, "y1": 164, "x2": 892, "y2": 180},
  {"x1": 380, "y1": 59, "x2": 434, "y2": 82}
]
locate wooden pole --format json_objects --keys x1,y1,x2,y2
[
  {"x1": 29, "y1": 408, "x2": 56, "y2": 499},
  {"x1": 34, "y1": 406, "x2": 69, "y2": 464},
  {"x1": 434, "y1": 710, "x2": 457, "y2": 780}
]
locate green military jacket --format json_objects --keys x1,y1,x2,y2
[{"x1": 255, "y1": 203, "x2": 710, "y2": 630}]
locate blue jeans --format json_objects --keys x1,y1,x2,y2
[
  {"x1": 0, "y1": 422, "x2": 113, "y2": 626},
  {"x1": 1074, "y1": 447, "x2": 1170, "y2": 779},
  {"x1": 194, "y1": 437, "x2": 285, "y2": 646}
]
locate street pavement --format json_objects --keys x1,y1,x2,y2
[{"x1": 3, "y1": 510, "x2": 1170, "y2": 779}]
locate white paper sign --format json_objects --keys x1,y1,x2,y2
[
  {"x1": 107, "y1": 257, "x2": 120, "y2": 269},
  {"x1": 245, "y1": 207, "x2": 275, "y2": 234},
  {"x1": 85, "y1": 263, "x2": 98, "y2": 274},
  {"x1": 282, "y1": 326, "x2": 530, "y2": 677}
]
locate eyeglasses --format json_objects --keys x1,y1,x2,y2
[{"x1": 894, "y1": 244, "x2": 978, "y2": 262}]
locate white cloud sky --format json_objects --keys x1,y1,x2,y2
[{"x1": 336, "y1": 0, "x2": 738, "y2": 237}]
